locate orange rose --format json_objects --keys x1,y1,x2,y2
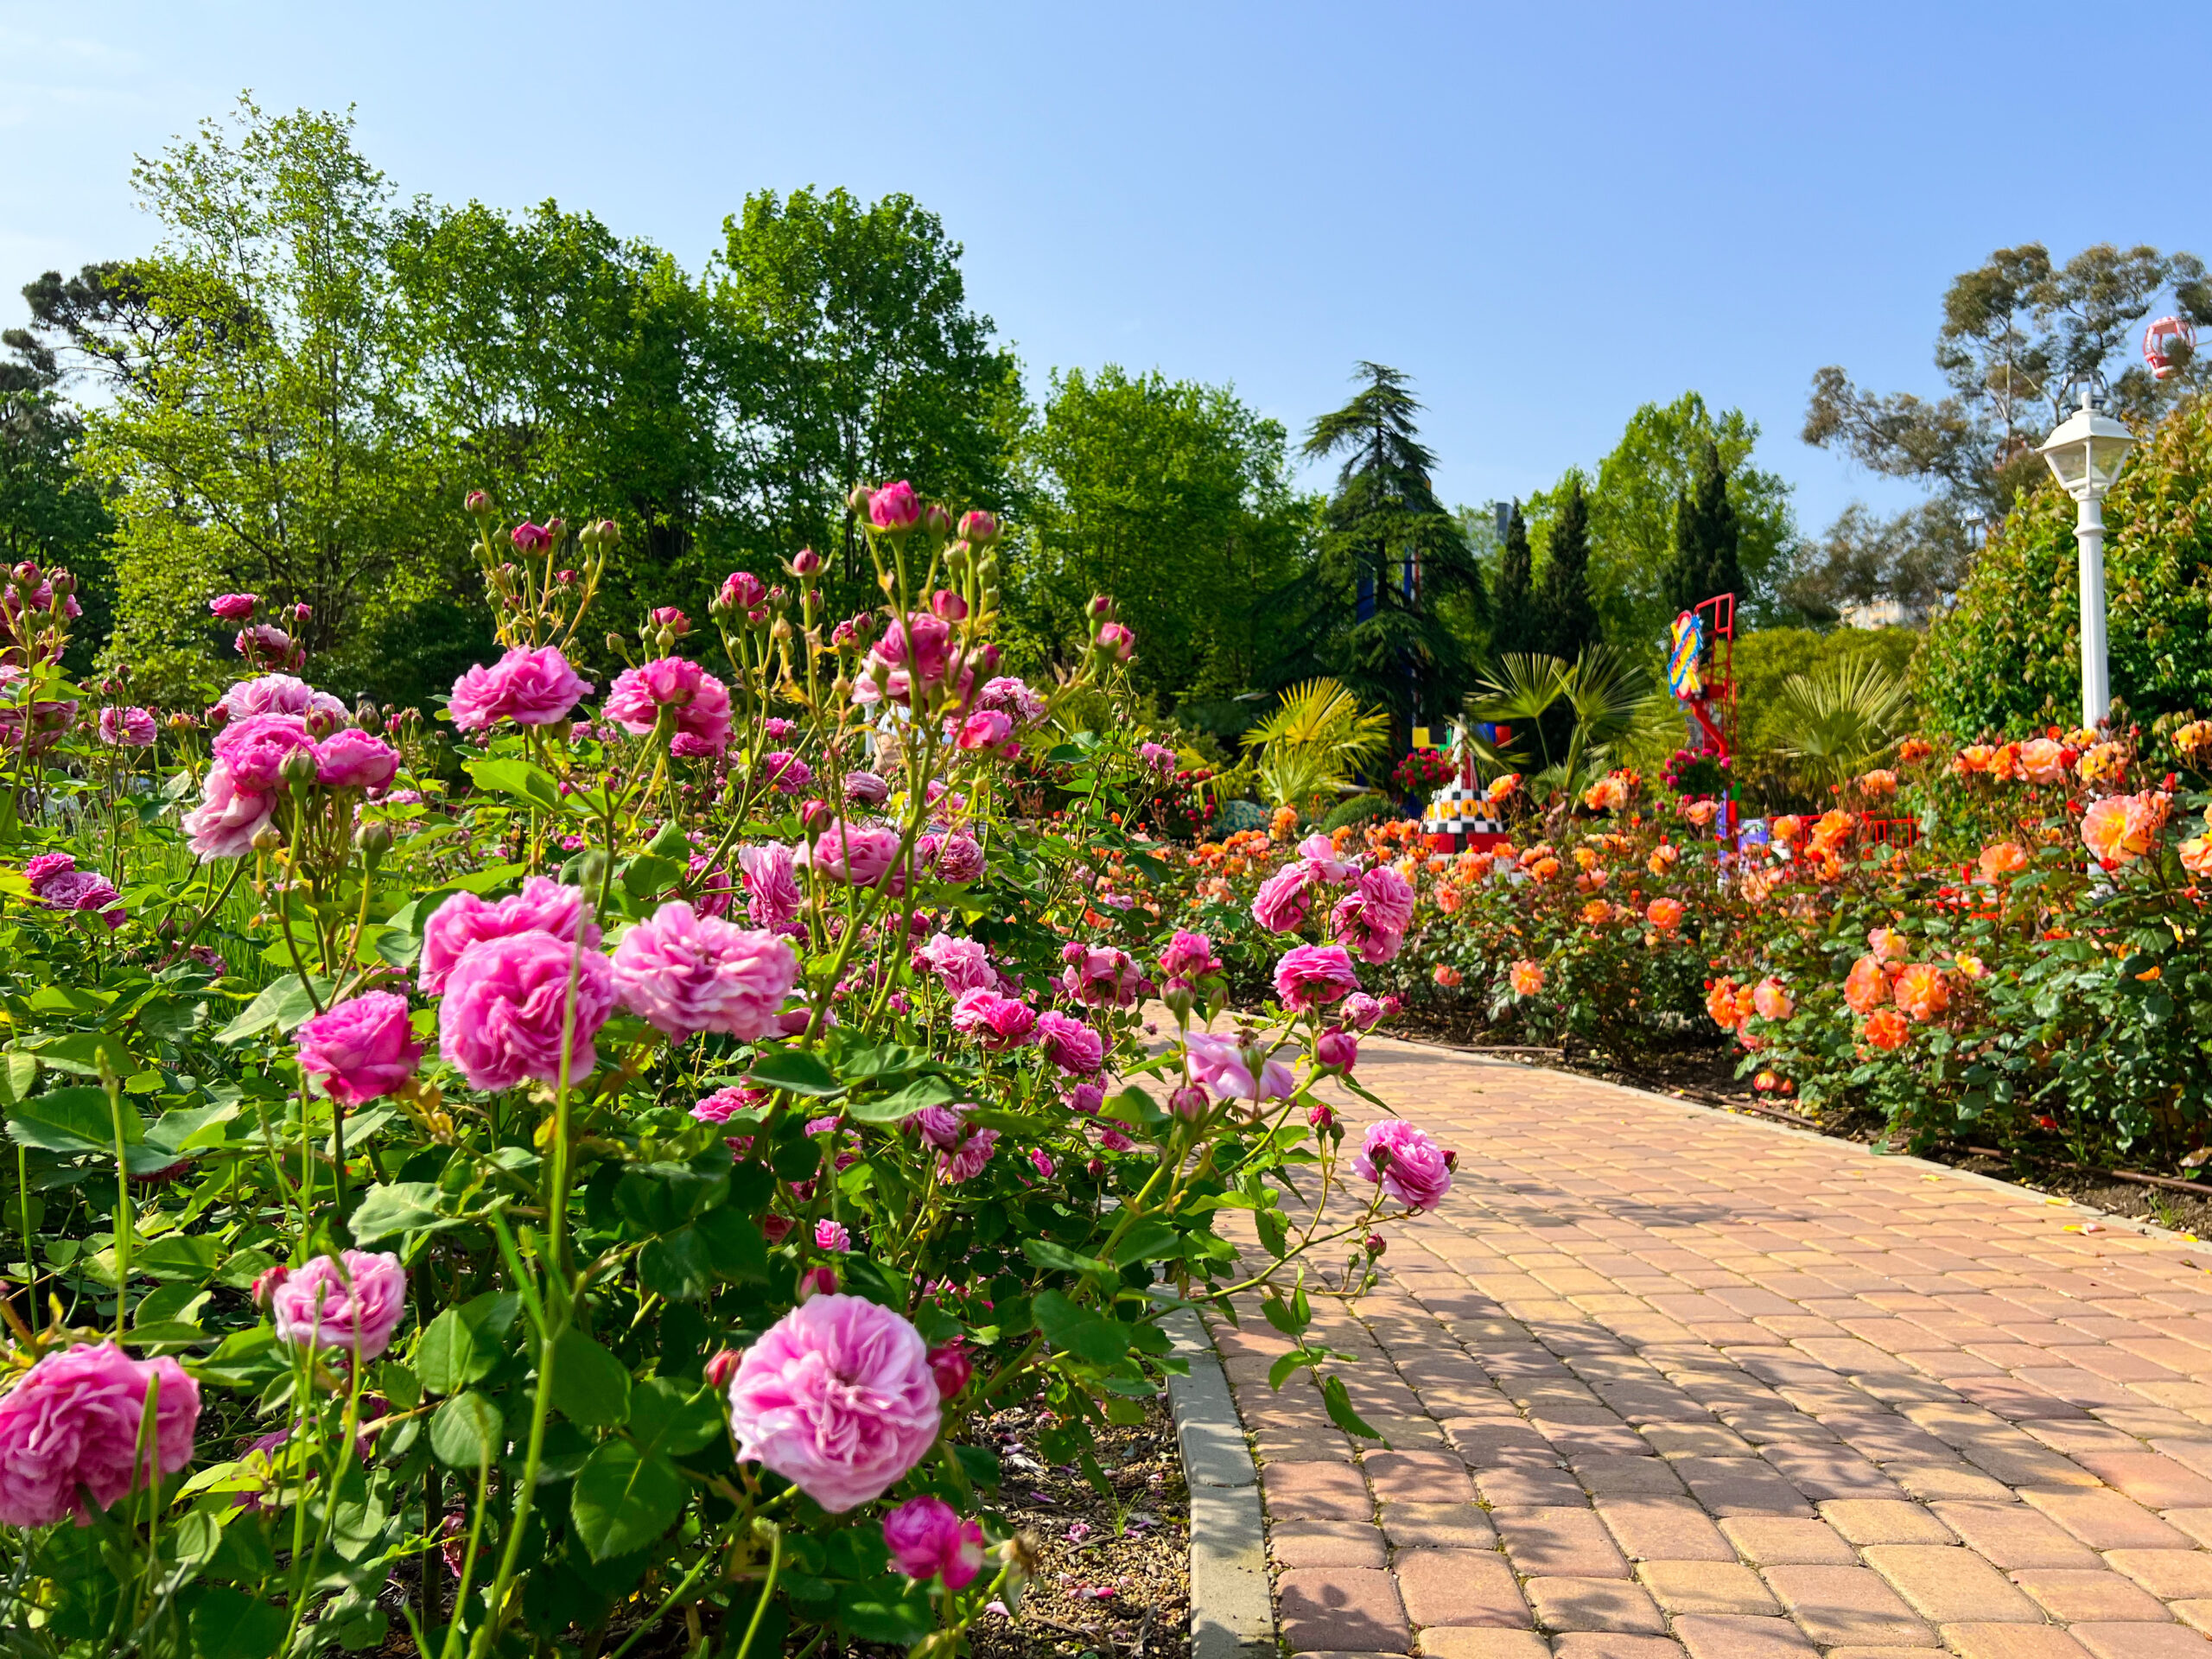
[
  {"x1": 1437, "y1": 885, "x2": 1464, "y2": 914},
  {"x1": 2018, "y1": 738, "x2": 2067, "y2": 783},
  {"x1": 1645, "y1": 897, "x2": 1685, "y2": 931},
  {"x1": 1529, "y1": 856, "x2": 1560, "y2": 884},
  {"x1": 1953, "y1": 952, "x2": 1987, "y2": 979},
  {"x1": 1486, "y1": 772, "x2": 1522, "y2": 804},
  {"x1": 1435, "y1": 963, "x2": 1465, "y2": 988},
  {"x1": 1751, "y1": 976, "x2": 1794, "y2": 1020},
  {"x1": 2176, "y1": 720, "x2": 2212, "y2": 759},
  {"x1": 1866, "y1": 926, "x2": 1907, "y2": 963},
  {"x1": 1507, "y1": 960, "x2": 1541, "y2": 996},
  {"x1": 1863, "y1": 1007, "x2": 1910, "y2": 1051},
  {"x1": 1977, "y1": 842, "x2": 2029, "y2": 880},
  {"x1": 1579, "y1": 899, "x2": 1611, "y2": 926},
  {"x1": 1954, "y1": 744, "x2": 1993, "y2": 776},
  {"x1": 1685, "y1": 800, "x2": 1719, "y2": 827},
  {"x1": 1647, "y1": 843, "x2": 1680, "y2": 875},
  {"x1": 2076, "y1": 743, "x2": 2122, "y2": 784},
  {"x1": 1735, "y1": 982, "x2": 1759, "y2": 1024},
  {"x1": 1807, "y1": 810, "x2": 1855, "y2": 856},
  {"x1": 1857, "y1": 768, "x2": 1898, "y2": 798},
  {"x1": 1892, "y1": 963, "x2": 1949, "y2": 1021},
  {"x1": 2082, "y1": 791, "x2": 2169, "y2": 864},
  {"x1": 1843, "y1": 954, "x2": 1890, "y2": 1014},
  {"x1": 1739, "y1": 870, "x2": 1776, "y2": 904},
  {"x1": 1770, "y1": 815, "x2": 1803, "y2": 844},
  {"x1": 1897, "y1": 737, "x2": 1933, "y2": 764},
  {"x1": 2182, "y1": 836, "x2": 2212, "y2": 877},
  {"x1": 1705, "y1": 977, "x2": 1743, "y2": 1032},
  {"x1": 1988, "y1": 743, "x2": 2024, "y2": 781}
]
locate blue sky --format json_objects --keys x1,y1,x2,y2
[{"x1": 2, "y1": 1, "x2": 2199, "y2": 540}]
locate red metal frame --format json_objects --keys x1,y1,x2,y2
[{"x1": 1683, "y1": 594, "x2": 1737, "y2": 759}]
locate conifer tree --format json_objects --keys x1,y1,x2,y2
[
  {"x1": 1665, "y1": 438, "x2": 1745, "y2": 613},
  {"x1": 1489, "y1": 501, "x2": 1534, "y2": 659},
  {"x1": 1537, "y1": 478, "x2": 1599, "y2": 662}
]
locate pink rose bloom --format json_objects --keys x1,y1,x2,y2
[
  {"x1": 869, "y1": 612, "x2": 953, "y2": 693},
  {"x1": 1353, "y1": 1119, "x2": 1452, "y2": 1211},
  {"x1": 843, "y1": 770, "x2": 890, "y2": 806},
  {"x1": 719, "y1": 570, "x2": 767, "y2": 611},
  {"x1": 1273, "y1": 944, "x2": 1362, "y2": 1012},
  {"x1": 1251, "y1": 863, "x2": 1317, "y2": 933},
  {"x1": 1058, "y1": 942, "x2": 1152, "y2": 1008},
  {"x1": 722, "y1": 1294, "x2": 942, "y2": 1512},
  {"x1": 814, "y1": 1218, "x2": 851, "y2": 1254},
  {"x1": 209, "y1": 593, "x2": 257, "y2": 621},
  {"x1": 868, "y1": 480, "x2": 923, "y2": 531},
  {"x1": 23, "y1": 852, "x2": 74, "y2": 888},
  {"x1": 1295, "y1": 834, "x2": 1357, "y2": 884},
  {"x1": 1033, "y1": 1010, "x2": 1103, "y2": 1076},
  {"x1": 919, "y1": 830, "x2": 984, "y2": 885},
  {"x1": 1316, "y1": 1027, "x2": 1358, "y2": 1071},
  {"x1": 801, "y1": 822, "x2": 904, "y2": 887},
  {"x1": 296, "y1": 992, "x2": 421, "y2": 1105},
  {"x1": 37, "y1": 869, "x2": 124, "y2": 926},
  {"x1": 610, "y1": 900, "x2": 799, "y2": 1041},
  {"x1": 98, "y1": 706, "x2": 156, "y2": 748},
  {"x1": 216, "y1": 672, "x2": 347, "y2": 725},
  {"x1": 315, "y1": 728, "x2": 400, "y2": 791},
  {"x1": 438, "y1": 929, "x2": 617, "y2": 1091},
  {"x1": 918, "y1": 931, "x2": 995, "y2": 994},
  {"x1": 759, "y1": 751, "x2": 811, "y2": 795},
  {"x1": 1139, "y1": 741, "x2": 1176, "y2": 776},
  {"x1": 937, "y1": 1127, "x2": 998, "y2": 1183},
  {"x1": 694, "y1": 1084, "x2": 770, "y2": 1124},
  {"x1": 449, "y1": 645, "x2": 592, "y2": 732},
  {"x1": 1096, "y1": 620, "x2": 1135, "y2": 660},
  {"x1": 977, "y1": 676, "x2": 1045, "y2": 725},
  {"x1": 0, "y1": 1343, "x2": 200, "y2": 1527},
  {"x1": 417, "y1": 878, "x2": 601, "y2": 996},
  {"x1": 1064, "y1": 1083, "x2": 1104, "y2": 1116},
  {"x1": 950, "y1": 988, "x2": 1036, "y2": 1051},
  {"x1": 602, "y1": 658, "x2": 734, "y2": 753},
  {"x1": 1340, "y1": 992, "x2": 1386, "y2": 1032},
  {"x1": 1184, "y1": 1033, "x2": 1294, "y2": 1105},
  {"x1": 181, "y1": 761, "x2": 276, "y2": 859},
  {"x1": 270, "y1": 1250, "x2": 409, "y2": 1360},
  {"x1": 737, "y1": 842, "x2": 804, "y2": 931},
  {"x1": 883, "y1": 1495, "x2": 986, "y2": 1588},
  {"x1": 1158, "y1": 929, "x2": 1221, "y2": 991},
  {"x1": 909, "y1": 1103, "x2": 972, "y2": 1151},
  {"x1": 213, "y1": 712, "x2": 316, "y2": 791},
  {"x1": 957, "y1": 709, "x2": 1014, "y2": 753},
  {"x1": 1332, "y1": 865, "x2": 1414, "y2": 963},
  {"x1": 235, "y1": 623, "x2": 295, "y2": 660}
]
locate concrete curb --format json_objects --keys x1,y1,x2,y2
[{"x1": 1164, "y1": 1308, "x2": 1274, "y2": 1659}]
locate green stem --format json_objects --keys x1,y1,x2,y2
[{"x1": 106, "y1": 1070, "x2": 131, "y2": 1338}]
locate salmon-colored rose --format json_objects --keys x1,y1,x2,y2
[
  {"x1": 1954, "y1": 745, "x2": 1993, "y2": 776},
  {"x1": 1977, "y1": 842, "x2": 2029, "y2": 880},
  {"x1": 1751, "y1": 977, "x2": 1793, "y2": 1020},
  {"x1": 1857, "y1": 768, "x2": 1897, "y2": 798},
  {"x1": 1434, "y1": 963, "x2": 1465, "y2": 988},
  {"x1": 1866, "y1": 926, "x2": 1907, "y2": 963},
  {"x1": 1862, "y1": 1007, "x2": 1910, "y2": 1051},
  {"x1": 1808, "y1": 810, "x2": 1855, "y2": 856},
  {"x1": 1770, "y1": 815, "x2": 1803, "y2": 845},
  {"x1": 1892, "y1": 962, "x2": 1949, "y2": 1021},
  {"x1": 2018, "y1": 738, "x2": 2067, "y2": 783},
  {"x1": 1647, "y1": 843, "x2": 1679, "y2": 874},
  {"x1": 1953, "y1": 952, "x2": 1987, "y2": 979},
  {"x1": 1646, "y1": 897, "x2": 1685, "y2": 931},
  {"x1": 1843, "y1": 954, "x2": 1890, "y2": 1014},
  {"x1": 1685, "y1": 800, "x2": 1719, "y2": 827},
  {"x1": 2082, "y1": 791, "x2": 2169, "y2": 864},
  {"x1": 2182, "y1": 836, "x2": 2212, "y2": 877},
  {"x1": 1705, "y1": 977, "x2": 1742, "y2": 1032},
  {"x1": 1578, "y1": 899, "x2": 1611, "y2": 926},
  {"x1": 1486, "y1": 772, "x2": 1522, "y2": 804},
  {"x1": 1988, "y1": 743, "x2": 2024, "y2": 782},
  {"x1": 1507, "y1": 960, "x2": 1541, "y2": 996},
  {"x1": 1897, "y1": 737, "x2": 1933, "y2": 764}
]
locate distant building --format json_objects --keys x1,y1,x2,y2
[{"x1": 1838, "y1": 596, "x2": 1912, "y2": 630}]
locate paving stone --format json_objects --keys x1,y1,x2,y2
[
  {"x1": 1411, "y1": 1632, "x2": 1548, "y2": 1659},
  {"x1": 1718, "y1": 1516, "x2": 1859, "y2": 1565},
  {"x1": 1548, "y1": 1637, "x2": 1686, "y2": 1659},
  {"x1": 1391, "y1": 1548, "x2": 1525, "y2": 1629},
  {"x1": 2011, "y1": 1567, "x2": 2177, "y2": 1622},
  {"x1": 1266, "y1": 1460, "x2": 1373, "y2": 1521},
  {"x1": 2068, "y1": 1625, "x2": 2212, "y2": 1659},
  {"x1": 1491, "y1": 1506, "x2": 1629, "y2": 1579},
  {"x1": 1759, "y1": 1564, "x2": 1938, "y2": 1647},
  {"x1": 1859, "y1": 1544, "x2": 2044, "y2": 1624},
  {"x1": 1670, "y1": 1613, "x2": 1821, "y2": 1658},
  {"x1": 1276, "y1": 1567, "x2": 1410, "y2": 1654},
  {"x1": 1598, "y1": 1496, "x2": 1737, "y2": 1562},
  {"x1": 2105, "y1": 1548, "x2": 2212, "y2": 1600},
  {"x1": 1929, "y1": 1502, "x2": 2102, "y2": 1569},
  {"x1": 1936, "y1": 1629, "x2": 2095, "y2": 1659},
  {"x1": 1273, "y1": 1522, "x2": 1390, "y2": 1569},
  {"x1": 1377, "y1": 1502, "x2": 1496, "y2": 1550},
  {"x1": 1639, "y1": 1560, "x2": 1783, "y2": 1615},
  {"x1": 1524, "y1": 1575, "x2": 1667, "y2": 1634},
  {"x1": 2023, "y1": 1488, "x2": 2196, "y2": 1550},
  {"x1": 1819, "y1": 1499, "x2": 1959, "y2": 1545}
]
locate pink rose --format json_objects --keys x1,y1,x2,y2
[
  {"x1": 801, "y1": 822, "x2": 904, "y2": 887},
  {"x1": 957, "y1": 709, "x2": 1014, "y2": 753},
  {"x1": 759, "y1": 751, "x2": 810, "y2": 795},
  {"x1": 719, "y1": 570, "x2": 767, "y2": 612},
  {"x1": 815, "y1": 1218, "x2": 852, "y2": 1253},
  {"x1": 22, "y1": 853, "x2": 73, "y2": 889},
  {"x1": 950, "y1": 988, "x2": 1036, "y2": 1051},
  {"x1": 926, "y1": 1339, "x2": 973, "y2": 1402},
  {"x1": 234, "y1": 623, "x2": 295, "y2": 662},
  {"x1": 208, "y1": 593, "x2": 257, "y2": 621},
  {"x1": 216, "y1": 673, "x2": 347, "y2": 725},
  {"x1": 1273, "y1": 944, "x2": 1361, "y2": 1013},
  {"x1": 37, "y1": 869, "x2": 124, "y2": 926},
  {"x1": 448, "y1": 645, "x2": 592, "y2": 732},
  {"x1": 1353, "y1": 1119, "x2": 1452, "y2": 1211},
  {"x1": 511, "y1": 522, "x2": 552, "y2": 554},
  {"x1": 977, "y1": 676, "x2": 1045, "y2": 725},
  {"x1": 1096, "y1": 620, "x2": 1135, "y2": 661},
  {"x1": 181, "y1": 761, "x2": 276, "y2": 859},
  {"x1": 868, "y1": 481, "x2": 923, "y2": 531},
  {"x1": 269, "y1": 1249, "x2": 409, "y2": 1360},
  {"x1": 213, "y1": 712, "x2": 316, "y2": 791},
  {"x1": 1158, "y1": 930, "x2": 1221, "y2": 991},
  {"x1": 0, "y1": 1343, "x2": 200, "y2": 1527},
  {"x1": 1331, "y1": 865, "x2": 1414, "y2": 963},
  {"x1": 1169, "y1": 1084, "x2": 1210, "y2": 1118},
  {"x1": 909, "y1": 1103, "x2": 972, "y2": 1152},
  {"x1": 1058, "y1": 943, "x2": 1152, "y2": 1008},
  {"x1": 1340, "y1": 992, "x2": 1385, "y2": 1032},
  {"x1": 610, "y1": 901, "x2": 799, "y2": 1041},
  {"x1": 737, "y1": 842, "x2": 803, "y2": 931},
  {"x1": 1184, "y1": 1033, "x2": 1294, "y2": 1105},
  {"x1": 296, "y1": 992, "x2": 422, "y2": 1105},
  {"x1": 315, "y1": 728, "x2": 400, "y2": 791},
  {"x1": 918, "y1": 932, "x2": 995, "y2": 995},
  {"x1": 883, "y1": 1495, "x2": 986, "y2": 1588},
  {"x1": 1251, "y1": 863, "x2": 1317, "y2": 933},
  {"x1": 417, "y1": 878, "x2": 601, "y2": 996},
  {"x1": 437, "y1": 929, "x2": 617, "y2": 1091},
  {"x1": 693, "y1": 1084, "x2": 770, "y2": 1125},
  {"x1": 937, "y1": 1127, "x2": 998, "y2": 1183},
  {"x1": 1033, "y1": 1010, "x2": 1103, "y2": 1075},
  {"x1": 1296, "y1": 834, "x2": 1357, "y2": 884},
  {"x1": 1315, "y1": 1027, "x2": 1358, "y2": 1071},
  {"x1": 843, "y1": 770, "x2": 890, "y2": 806},
  {"x1": 98, "y1": 706, "x2": 156, "y2": 747},
  {"x1": 602, "y1": 658, "x2": 733, "y2": 753},
  {"x1": 722, "y1": 1294, "x2": 942, "y2": 1512}
]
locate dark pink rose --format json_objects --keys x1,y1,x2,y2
[
  {"x1": 315, "y1": 728, "x2": 400, "y2": 791},
  {"x1": 208, "y1": 593, "x2": 257, "y2": 621},
  {"x1": 436, "y1": 929, "x2": 617, "y2": 1091},
  {"x1": 269, "y1": 1249, "x2": 409, "y2": 1359},
  {"x1": 448, "y1": 645, "x2": 591, "y2": 732},
  {"x1": 609, "y1": 900, "x2": 798, "y2": 1041},
  {"x1": 296, "y1": 991, "x2": 421, "y2": 1105},
  {"x1": 950, "y1": 988, "x2": 1035, "y2": 1052},
  {"x1": 1272, "y1": 944, "x2": 1361, "y2": 1013},
  {"x1": 417, "y1": 878, "x2": 601, "y2": 996},
  {"x1": 0, "y1": 1343, "x2": 200, "y2": 1527},
  {"x1": 1353, "y1": 1119, "x2": 1452, "y2": 1211}
]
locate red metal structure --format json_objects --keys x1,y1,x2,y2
[{"x1": 1681, "y1": 593, "x2": 1738, "y2": 758}]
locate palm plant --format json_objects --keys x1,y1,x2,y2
[
  {"x1": 1229, "y1": 678, "x2": 1393, "y2": 813},
  {"x1": 1770, "y1": 655, "x2": 1913, "y2": 792},
  {"x1": 1465, "y1": 646, "x2": 1646, "y2": 799}
]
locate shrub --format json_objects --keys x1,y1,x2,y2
[{"x1": 1319, "y1": 793, "x2": 1398, "y2": 834}]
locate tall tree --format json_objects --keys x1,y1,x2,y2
[
  {"x1": 1536, "y1": 479, "x2": 1599, "y2": 663},
  {"x1": 1288, "y1": 363, "x2": 1486, "y2": 749},
  {"x1": 1489, "y1": 501, "x2": 1535, "y2": 658},
  {"x1": 0, "y1": 315, "x2": 113, "y2": 668},
  {"x1": 1665, "y1": 438, "x2": 1744, "y2": 614},
  {"x1": 1007, "y1": 366, "x2": 1311, "y2": 706}
]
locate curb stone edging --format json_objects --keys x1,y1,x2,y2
[{"x1": 1164, "y1": 1307, "x2": 1274, "y2": 1659}]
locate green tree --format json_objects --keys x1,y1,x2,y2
[
  {"x1": 0, "y1": 317, "x2": 113, "y2": 668},
  {"x1": 1535, "y1": 477, "x2": 1599, "y2": 663},
  {"x1": 708, "y1": 188, "x2": 1024, "y2": 618},
  {"x1": 1488, "y1": 500, "x2": 1535, "y2": 659},
  {"x1": 1287, "y1": 363, "x2": 1487, "y2": 751},
  {"x1": 1005, "y1": 365, "x2": 1311, "y2": 707},
  {"x1": 1665, "y1": 438, "x2": 1744, "y2": 615},
  {"x1": 24, "y1": 99, "x2": 441, "y2": 703}
]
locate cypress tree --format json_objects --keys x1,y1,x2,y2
[
  {"x1": 1537, "y1": 478, "x2": 1599, "y2": 662},
  {"x1": 1489, "y1": 501, "x2": 1534, "y2": 659},
  {"x1": 1666, "y1": 438, "x2": 1744, "y2": 613}
]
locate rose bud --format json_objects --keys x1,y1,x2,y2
[
  {"x1": 922, "y1": 502, "x2": 954, "y2": 539},
  {"x1": 1168, "y1": 1084, "x2": 1210, "y2": 1120},
  {"x1": 251, "y1": 1264, "x2": 290, "y2": 1309},
  {"x1": 797, "y1": 1265, "x2": 838, "y2": 1301},
  {"x1": 1363, "y1": 1234, "x2": 1387, "y2": 1258},
  {"x1": 465, "y1": 489, "x2": 491, "y2": 514},
  {"x1": 931, "y1": 589, "x2": 969, "y2": 622},
  {"x1": 1315, "y1": 1027, "x2": 1358, "y2": 1071},
  {"x1": 927, "y1": 1340, "x2": 973, "y2": 1401},
  {"x1": 958, "y1": 509, "x2": 999, "y2": 546},
  {"x1": 1307, "y1": 1103, "x2": 1336, "y2": 1130},
  {"x1": 791, "y1": 547, "x2": 821, "y2": 577}
]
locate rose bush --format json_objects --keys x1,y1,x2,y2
[{"x1": 0, "y1": 499, "x2": 1441, "y2": 1657}]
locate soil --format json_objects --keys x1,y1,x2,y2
[{"x1": 1383, "y1": 1016, "x2": 2212, "y2": 1241}]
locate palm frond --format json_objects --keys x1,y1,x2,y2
[{"x1": 1772, "y1": 656, "x2": 1913, "y2": 791}]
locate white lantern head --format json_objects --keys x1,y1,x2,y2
[{"x1": 2037, "y1": 384, "x2": 2139, "y2": 500}]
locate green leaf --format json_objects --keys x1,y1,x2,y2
[
  {"x1": 627, "y1": 1376, "x2": 724, "y2": 1458},
  {"x1": 620, "y1": 852, "x2": 686, "y2": 902},
  {"x1": 847, "y1": 1072, "x2": 960, "y2": 1122},
  {"x1": 550, "y1": 1330, "x2": 632, "y2": 1429},
  {"x1": 1319, "y1": 1373, "x2": 1383, "y2": 1441},
  {"x1": 30, "y1": 1031, "x2": 134, "y2": 1078},
  {"x1": 1267, "y1": 1351, "x2": 1306, "y2": 1390},
  {"x1": 5, "y1": 1085, "x2": 130, "y2": 1154},
  {"x1": 135, "y1": 1235, "x2": 219, "y2": 1283},
  {"x1": 570, "y1": 1440, "x2": 687, "y2": 1561},
  {"x1": 837, "y1": 1582, "x2": 935, "y2": 1644},
  {"x1": 1033, "y1": 1289, "x2": 1128, "y2": 1367},
  {"x1": 429, "y1": 1390, "x2": 505, "y2": 1468},
  {"x1": 1109, "y1": 1218, "x2": 1182, "y2": 1267},
  {"x1": 744, "y1": 1047, "x2": 845, "y2": 1097},
  {"x1": 190, "y1": 1587, "x2": 290, "y2": 1659},
  {"x1": 347, "y1": 1181, "x2": 451, "y2": 1244},
  {"x1": 638, "y1": 1229, "x2": 712, "y2": 1301},
  {"x1": 416, "y1": 1293, "x2": 522, "y2": 1394},
  {"x1": 1020, "y1": 1237, "x2": 1110, "y2": 1278},
  {"x1": 214, "y1": 974, "x2": 332, "y2": 1044},
  {"x1": 467, "y1": 757, "x2": 563, "y2": 811}
]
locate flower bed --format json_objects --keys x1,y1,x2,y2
[{"x1": 0, "y1": 494, "x2": 1451, "y2": 1656}]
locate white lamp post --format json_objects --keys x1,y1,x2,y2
[{"x1": 2035, "y1": 380, "x2": 2139, "y2": 729}]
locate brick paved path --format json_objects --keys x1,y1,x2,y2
[{"x1": 1205, "y1": 1033, "x2": 2212, "y2": 1659}]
